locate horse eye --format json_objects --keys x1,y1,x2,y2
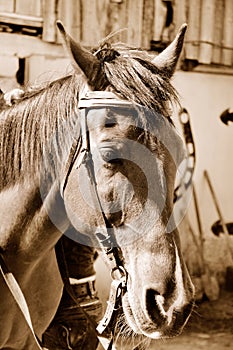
[
  {"x1": 104, "y1": 115, "x2": 117, "y2": 128},
  {"x1": 105, "y1": 121, "x2": 116, "y2": 128},
  {"x1": 104, "y1": 110, "x2": 117, "y2": 128},
  {"x1": 100, "y1": 148, "x2": 121, "y2": 164}
]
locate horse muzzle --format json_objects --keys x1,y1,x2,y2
[
  {"x1": 120, "y1": 243, "x2": 195, "y2": 340},
  {"x1": 122, "y1": 288, "x2": 194, "y2": 340}
]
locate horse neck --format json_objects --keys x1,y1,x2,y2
[{"x1": 0, "y1": 179, "x2": 69, "y2": 269}]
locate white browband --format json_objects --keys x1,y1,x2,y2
[{"x1": 78, "y1": 90, "x2": 137, "y2": 109}]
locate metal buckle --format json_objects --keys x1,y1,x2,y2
[{"x1": 111, "y1": 266, "x2": 127, "y2": 289}]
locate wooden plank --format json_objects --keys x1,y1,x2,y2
[
  {"x1": 0, "y1": 0, "x2": 14, "y2": 12},
  {"x1": 95, "y1": 0, "x2": 109, "y2": 40},
  {"x1": 0, "y1": 31, "x2": 65, "y2": 57},
  {"x1": 79, "y1": 0, "x2": 95, "y2": 45},
  {"x1": 152, "y1": 0, "x2": 167, "y2": 41},
  {"x1": 42, "y1": 0, "x2": 57, "y2": 43},
  {"x1": 141, "y1": 0, "x2": 154, "y2": 49},
  {"x1": 212, "y1": 0, "x2": 224, "y2": 64},
  {"x1": 0, "y1": 55, "x2": 18, "y2": 77},
  {"x1": 185, "y1": 0, "x2": 201, "y2": 60},
  {"x1": 193, "y1": 63, "x2": 233, "y2": 75},
  {"x1": 106, "y1": 0, "x2": 128, "y2": 44},
  {"x1": 27, "y1": 55, "x2": 70, "y2": 85},
  {"x1": 173, "y1": 0, "x2": 187, "y2": 36},
  {"x1": 0, "y1": 77, "x2": 20, "y2": 93},
  {"x1": 57, "y1": 0, "x2": 81, "y2": 44},
  {"x1": 199, "y1": 0, "x2": 215, "y2": 64},
  {"x1": 126, "y1": 0, "x2": 144, "y2": 47},
  {"x1": 222, "y1": 0, "x2": 233, "y2": 66},
  {"x1": 0, "y1": 12, "x2": 43, "y2": 27},
  {"x1": 81, "y1": 0, "x2": 108, "y2": 47},
  {"x1": 15, "y1": 0, "x2": 42, "y2": 17}
]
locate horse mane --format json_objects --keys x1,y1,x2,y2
[
  {"x1": 0, "y1": 74, "x2": 81, "y2": 189},
  {"x1": 0, "y1": 41, "x2": 179, "y2": 190}
]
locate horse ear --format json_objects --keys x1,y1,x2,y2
[
  {"x1": 152, "y1": 24, "x2": 187, "y2": 78},
  {"x1": 56, "y1": 21, "x2": 101, "y2": 83}
]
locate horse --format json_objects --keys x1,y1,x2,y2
[{"x1": 0, "y1": 22, "x2": 194, "y2": 349}]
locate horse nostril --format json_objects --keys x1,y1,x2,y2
[
  {"x1": 177, "y1": 300, "x2": 194, "y2": 325},
  {"x1": 146, "y1": 288, "x2": 194, "y2": 332},
  {"x1": 146, "y1": 289, "x2": 167, "y2": 327}
]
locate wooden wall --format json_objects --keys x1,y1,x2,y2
[
  {"x1": 0, "y1": 0, "x2": 42, "y2": 16},
  {"x1": 42, "y1": 0, "x2": 153, "y2": 48},
  {"x1": 185, "y1": 0, "x2": 233, "y2": 66},
  {"x1": 42, "y1": 0, "x2": 233, "y2": 67},
  {"x1": 0, "y1": 0, "x2": 42, "y2": 29},
  {"x1": 0, "y1": 0, "x2": 232, "y2": 67}
]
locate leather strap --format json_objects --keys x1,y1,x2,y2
[{"x1": 0, "y1": 253, "x2": 43, "y2": 349}]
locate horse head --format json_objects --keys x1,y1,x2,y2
[{"x1": 57, "y1": 22, "x2": 194, "y2": 341}]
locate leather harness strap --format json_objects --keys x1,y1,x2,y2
[
  {"x1": 0, "y1": 253, "x2": 43, "y2": 350},
  {"x1": 69, "y1": 95, "x2": 129, "y2": 350}
]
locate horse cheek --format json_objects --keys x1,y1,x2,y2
[{"x1": 63, "y1": 169, "x2": 100, "y2": 234}]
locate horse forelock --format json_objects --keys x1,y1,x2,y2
[{"x1": 93, "y1": 43, "x2": 179, "y2": 115}]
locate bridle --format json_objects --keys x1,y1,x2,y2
[
  {"x1": 60, "y1": 88, "x2": 136, "y2": 349},
  {"x1": 60, "y1": 92, "x2": 196, "y2": 348}
]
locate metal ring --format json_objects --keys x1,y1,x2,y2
[{"x1": 111, "y1": 266, "x2": 127, "y2": 283}]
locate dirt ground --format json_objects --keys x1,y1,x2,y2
[{"x1": 148, "y1": 289, "x2": 233, "y2": 350}]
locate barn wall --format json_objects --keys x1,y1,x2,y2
[
  {"x1": 1, "y1": 0, "x2": 233, "y2": 66},
  {"x1": 173, "y1": 71, "x2": 233, "y2": 290}
]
